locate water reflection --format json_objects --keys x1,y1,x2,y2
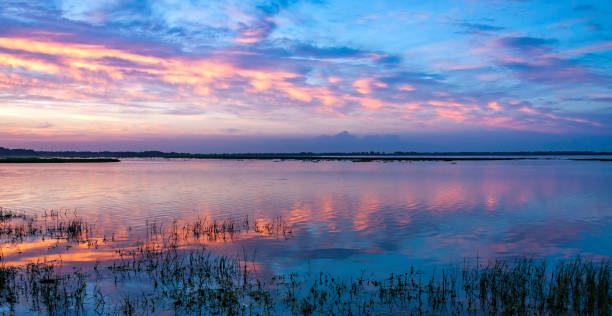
[{"x1": 1, "y1": 159, "x2": 611, "y2": 275}]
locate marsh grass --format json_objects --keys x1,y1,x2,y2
[
  {"x1": 0, "y1": 209, "x2": 610, "y2": 315},
  {"x1": 0, "y1": 209, "x2": 27, "y2": 222},
  {"x1": 0, "y1": 208, "x2": 92, "y2": 243},
  {"x1": 172, "y1": 215, "x2": 293, "y2": 242}
]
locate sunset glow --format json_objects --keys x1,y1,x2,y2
[{"x1": 0, "y1": 1, "x2": 611, "y2": 151}]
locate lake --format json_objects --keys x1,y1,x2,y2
[{"x1": 2, "y1": 158, "x2": 611, "y2": 276}]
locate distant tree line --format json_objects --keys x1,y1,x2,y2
[{"x1": 1, "y1": 147, "x2": 611, "y2": 158}]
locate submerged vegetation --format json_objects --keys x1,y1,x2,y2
[
  {"x1": 0, "y1": 208, "x2": 92, "y2": 243},
  {"x1": 0, "y1": 208, "x2": 292, "y2": 245},
  {"x1": 1, "y1": 208, "x2": 611, "y2": 315}
]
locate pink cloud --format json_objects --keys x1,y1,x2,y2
[
  {"x1": 488, "y1": 101, "x2": 501, "y2": 111},
  {"x1": 0, "y1": 32, "x2": 605, "y2": 138}
]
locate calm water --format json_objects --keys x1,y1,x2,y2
[{"x1": 1, "y1": 159, "x2": 612, "y2": 276}]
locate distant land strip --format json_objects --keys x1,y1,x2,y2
[
  {"x1": 1, "y1": 147, "x2": 612, "y2": 159},
  {"x1": 571, "y1": 158, "x2": 612, "y2": 161},
  {"x1": 0, "y1": 157, "x2": 120, "y2": 163},
  {"x1": 188, "y1": 156, "x2": 527, "y2": 162}
]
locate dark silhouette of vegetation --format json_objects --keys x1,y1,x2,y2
[
  {"x1": 0, "y1": 208, "x2": 610, "y2": 315},
  {"x1": 572, "y1": 158, "x2": 612, "y2": 162},
  {"x1": 0, "y1": 208, "x2": 92, "y2": 243},
  {"x1": 1, "y1": 146, "x2": 611, "y2": 161},
  {"x1": 0, "y1": 157, "x2": 119, "y2": 163}
]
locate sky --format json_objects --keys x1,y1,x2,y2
[{"x1": 0, "y1": 0, "x2": 611, "y2": 152}]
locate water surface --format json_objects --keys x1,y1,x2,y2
[{"x1": 1, "y1": 159, "x2": 611, "y2": 276}]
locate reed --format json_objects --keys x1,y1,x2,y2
[
  {"x1": 0, "y1": 208, "x2": 91, "y2": 243},
  {"x1": 0, "y1": 209, "x2": 610, "y2": 315}
]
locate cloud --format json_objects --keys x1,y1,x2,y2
[
  {"x1": 562, "y1": 95, "x2": 612, "y2": 104},
  {"x1": 501, "y1": 58, "x2": 602, "y2": 84},
  {"x1": 0, "y1": 29, "x2": 605, "y2": 135},
  {"x1": 292, "y1": 43, "x2": 369, "y2": 59},
  {"x1": 490, "y1": 36, "x2": 607, "y2": 85},
  {"x1": 460, "y1": 23, "x2": 505, "y2": 33},
  {"x1": 497, "y1": 36, "x2": 557, "y2": 52},
  {"x1": 234, "y1": 0, "x2": 305, "y2": 44},
  {"x1": 574, "y1": 4, "x2": 595, "y2": 11},
  {"x1": 586, "y1": 22, "x2": 603, "y2": 32},
  {"x1": 0, "y1": 0, "x2": 611, "y2": 150}
]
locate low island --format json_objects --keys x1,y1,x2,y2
[{"x1": 0, "y1": 157, "x2": 120, "y2": 163}]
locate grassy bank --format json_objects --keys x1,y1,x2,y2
[
  {"x1": 1, "y1": 249, "x2": 610, "y2": 315},
  {"x1": 1, "y1": 209, "x2": 610, "y2": 315},
  {"x1": 0, "y1": 158, "x2": 120, "y2": 163}
]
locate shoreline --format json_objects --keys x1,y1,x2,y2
[
  {"x1": 0, "y1": 157, "x2": 120, "y2": 163},
  {"x1": 3, "y1": 156, "x2": 612, "y2": 162}
]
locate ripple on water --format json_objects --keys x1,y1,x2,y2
[{"x1": 0, "y1": 159, "x2": 611, "y2": 270}]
